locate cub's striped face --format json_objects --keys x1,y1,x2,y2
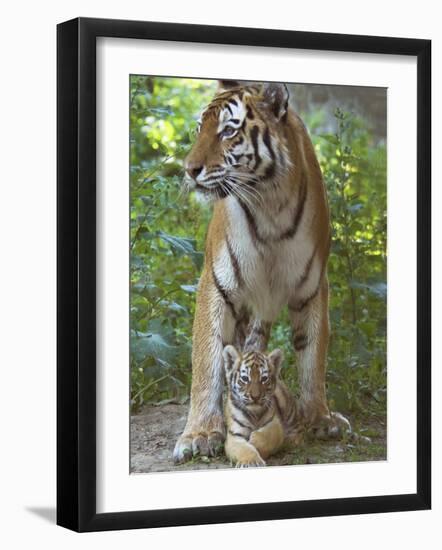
[
  {"x1": 184, "y1": 82, "x2": 290, "y2": 203},
  {"x1": 223, "y1": 345, "x2": 283, "y2": 407}
]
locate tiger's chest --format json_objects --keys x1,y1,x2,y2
[{"x1": 217, "y1": 197, "x2": 315, "y2": 321}]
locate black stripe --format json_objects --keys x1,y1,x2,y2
[
  {"x1": 262, "y1": 127, "x2": 276, "y2": 160},
  {"x1": 225, "y1": 103, "x2": 233, "y2": 115},
  {"x1": 263, "y1": 162, "x2": 276, "y2": 180},
  {"x1": 230, "y1": 98, "x2": 238, "y2": 107},
  {"x1": 298, "y1": 245, "x2": 317, "y2": 288},
  {"x1": 250, "y1": 125, "x2": 261, "y2": 169},
  {"x1": 239, "y1": 175, "x2": 307, "y2": 244},
  {"x1": 232, "y1": 415, "x2": 252, "y2": 430},
  {"x1": 238, "y1": 199, "x2": 264, "y2": 245},
  {"x1": 229, "y1": 430, "x2": 248, "y2": 439},
  {"x1": 230, "y1": 118, "x2": 240, "y2": 125},
  {"x1": 246, "y1": 106, "x2": 254, "y2": 120},
  {"x1": 279, "y1": 174, "x2": 307, "y2": 240},
  {"x1": 226, "y1": 237, "x2": 244, "y2": 288},
  {"x1": 289, "y1": 284, "x2": 321, "y2": 313},
  {"x1": 211, "y1": 264, "x2": 237, "y2": 319},
  {"x1": 231, "y1": 396, "x2": 257, "y2": 422},
  {"x1": 289, "y1": 249, "x2": 328, "y2": 312},
  {"x1": 294, "y1": 334, "x2": 308, "y2": 351}
]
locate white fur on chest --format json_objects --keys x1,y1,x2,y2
[{"x1": 214, "y1": 197, "x2": 317, "y2": 322}]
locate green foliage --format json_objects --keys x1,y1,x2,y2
[
  {"x1": 130, "y1": 77, "x2": 387, "y2": 420},
  {"x1": 314, "y1": 107, "x2": 386, "y2": 415},
  {"x1": 130, "y1": 77, "x2": 216, "y2": 409}
]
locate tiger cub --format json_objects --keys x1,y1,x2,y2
[{"x1": 222, "y1": 345, "x2": 299, "y2": 467}]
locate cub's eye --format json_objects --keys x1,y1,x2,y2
[
  {"x1": 240, "y1": 374, "x2": 249, "y2": 383},
  {"x1": 220, "y1": 126, "x2": 236, "y2": 139},
  {"x1": 261, "y1": 375, "x2": 269, "y2": 383}
]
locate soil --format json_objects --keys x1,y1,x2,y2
[{"x1": 130, "y1": 403, "x2": 387, "y2": 474}]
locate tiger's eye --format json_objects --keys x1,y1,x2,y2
[
  {"x1": 221, "y1": 126, "x2": 235, "y2": 138},
  {"x1": 240, "y1": 374, "x2": 249, "y2": 383},
  {"x1": 261, "y1": 375, "x2": 269, "y2": 383}
]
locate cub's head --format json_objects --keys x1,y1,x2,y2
[
  {"x1": 223, "y1": 345, "x2": 283, "y2": 407},
  {"x1": 184, "y1": 80, "x2": 291, "y2": 202}
]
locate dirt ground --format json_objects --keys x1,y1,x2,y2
[{"x1": 130, "y1": 403, "x2": 387, "y2": 473}]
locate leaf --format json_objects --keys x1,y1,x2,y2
[
  {"x1": 167, "y1": 301, "x2": 188, "y2": 314},
  {"x1": 347, "y1": 203, "x2": 364, "y2": 213},
  {"x1": 180, "y1": 284, "x2": 197, "y2": 293},
  {"x1": 350, "y1": 280, "x2": 387, "y2": 299},
  {"x1": 131, "y1": 321, "x2": 180, "y2": 365},
  {"x1": 157, "y1": 231, "x2": 204, "y2": 269}
]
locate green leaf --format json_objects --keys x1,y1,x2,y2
[
  {"x1": 350, "y1": 280, "x2": 387, "y2": 299},
  {"x1": 347, "y1": 203, "x2": 364, "y2": 213},
  {"x1": 157, "y1": 231, "x2": 204, "y2": 269},
  {"x1": 131, "y1": 322, "x2": 180, "y2": 365},
  {"x1": 180, "y1": 284, "x2": 198, "y2": 293},
  {"x1": 167, "y1": 301, "x2": 188, "y2": 314}
]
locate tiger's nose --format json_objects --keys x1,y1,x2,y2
[{"x1": 186, "y1": 162, "x2": 203, "y2": 181}]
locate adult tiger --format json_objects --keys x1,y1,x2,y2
[{"x1": 173, "y1": 80, "x2": 350, "y2": 463}]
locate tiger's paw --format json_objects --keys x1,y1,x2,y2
[
  {"x1": 235, "y1": 456, "x2": 266, "y2": 468},
  {"x1": 173, "y1": 424, "x2": 225, "y2": 464},
  {"x1": 309, "y1": 411, "x2": 352, "y2": 441},
  {"x1": 233, "y1": 448, "x2": 266, "y2": 468}
]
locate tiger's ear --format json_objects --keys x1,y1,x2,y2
[
  {"x1": 262, "y1": 82, "x2": 289, "y2": 121},
  {"x1": 217, "y1": 79, "x2": 241, "y2": 91},
  {"x1": 223, "y1": 345, "x2": 240, "y2": 374},
  {"x1": 268, "y1": 348, "x2": 284, "y2": 375}
]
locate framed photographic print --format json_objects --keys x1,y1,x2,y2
[{"x1": 57, "y1": 17, "x2": 431, "y2": 532}]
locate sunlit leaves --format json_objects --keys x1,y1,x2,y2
[{"x1": 129, "y1": 76, "x2": 215, "y2": 409}]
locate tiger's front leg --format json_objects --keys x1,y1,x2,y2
[
  {"x1": 249, "y1": 416, "x2": 285, "y2": 460},
  {"x1": 225, "y1": 434, "x2": 266, "y2": 467},
  {"x1": 173, "y1": 266, "x2": 236, "y2": 464},
  {"x1": 289, "y1": 276, "x2": 351, "y2": 439}
]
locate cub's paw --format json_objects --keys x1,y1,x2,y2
[
  {"x1": 234, "y1": 448, "x2": 266, "y2": 468},
  {"x1": 235, "y1": 457, "x2": 266, "y2": 468},
  {"x1": 310, "y1": 411, "x2": 352, "y2": 441},
  {"x1": 173, "y1": 429, "x2": 225, "y2": 464}
]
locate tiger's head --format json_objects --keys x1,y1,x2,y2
[
  {"x1": 184, "y1": 80, "x2": 291, "y2": 202},
  {"x1": 223, "y1": 345, "x2": 283, "y2": 408}
]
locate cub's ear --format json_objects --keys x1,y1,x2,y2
[
  {"x1": 223, "y1": 345, "x2": 240, "y2": 374},
  {"x1": 217, "y1": 79, "x2": 241, "y2": 91},
  {"x1": 268, "y1": 348, "x2": 284, "y2": 375},
  {"x1": 262, "y1": 82, "x2": 289, "y2": 121}
]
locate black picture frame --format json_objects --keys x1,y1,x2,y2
[{"x1": 57, "y1": 17, "x2": 431, "y2": 532}]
